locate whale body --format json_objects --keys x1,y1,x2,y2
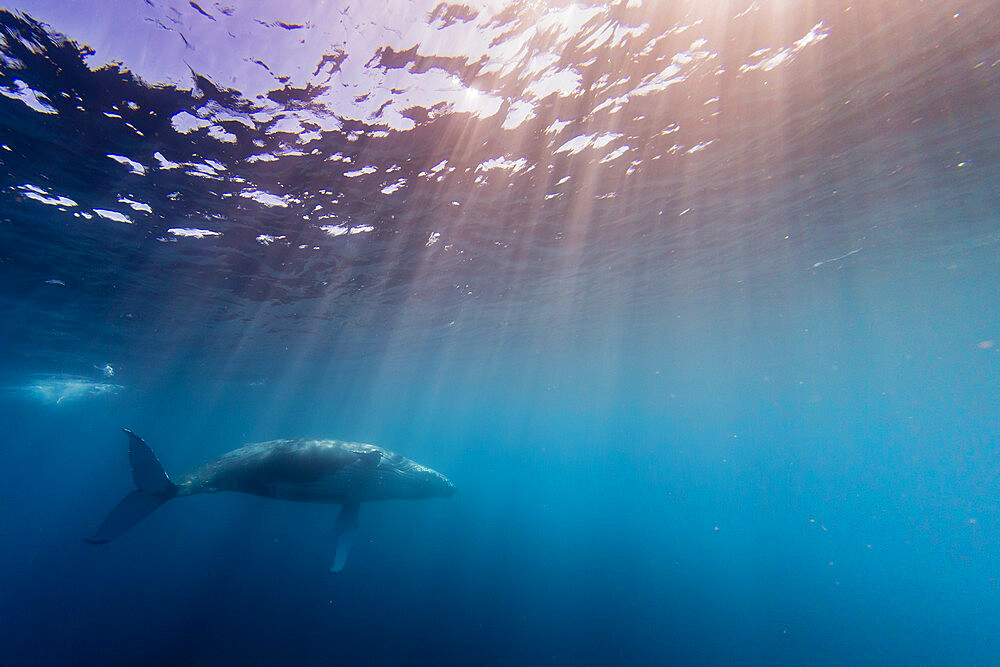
[{"x1": 87, "y1": 429, "x2": 455, "y2": 572}]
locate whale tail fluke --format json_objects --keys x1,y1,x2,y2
[{"x1": 85, "y1": 429, "x2": 178, "y2": 544}]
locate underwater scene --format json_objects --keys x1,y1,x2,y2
[{"x1": 1, "y1": 0, "x2": 998, "y2": 664}]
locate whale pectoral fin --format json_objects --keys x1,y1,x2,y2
[{"x1": 330, "y1": 501, "x2": 360, "y2": 574}]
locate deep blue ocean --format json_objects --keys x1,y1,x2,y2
[{"x1": 1, "y1": 1, "x2": 999, "y2": 664}]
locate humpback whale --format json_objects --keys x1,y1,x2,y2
[{"x1": 87, "y1": 429, "x2": 455, "y2": 572}]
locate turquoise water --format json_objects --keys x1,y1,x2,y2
[{"x1": 1, "y1": 2, "x2": 999, "y2": 664}]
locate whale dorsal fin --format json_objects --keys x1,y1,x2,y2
[{"x1": 330, "y1": 500, "x2": 360, "y2": 574}]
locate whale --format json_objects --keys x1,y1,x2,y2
[{"x1": 87, "y1": 429, "x2": 455, "y2": 572}]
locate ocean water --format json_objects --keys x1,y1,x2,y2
[{"x1": 1, "y1": 1, "x2": 998, "y2": 664}]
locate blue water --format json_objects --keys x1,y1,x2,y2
[{"x1": 2, "y1": 2, "x2": 999, "y2": 664}]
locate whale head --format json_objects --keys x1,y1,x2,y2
[{"x1": 373, "y1": 453, "x2": 456, "y2": 500}]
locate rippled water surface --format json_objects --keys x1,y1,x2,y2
[{"x1": 1, "y1": 1, "x2": 999, "y2": 664}]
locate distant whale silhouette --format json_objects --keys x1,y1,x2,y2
[{"x1": 87, "y1": 429, "x2": 456, "y2": 572}]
